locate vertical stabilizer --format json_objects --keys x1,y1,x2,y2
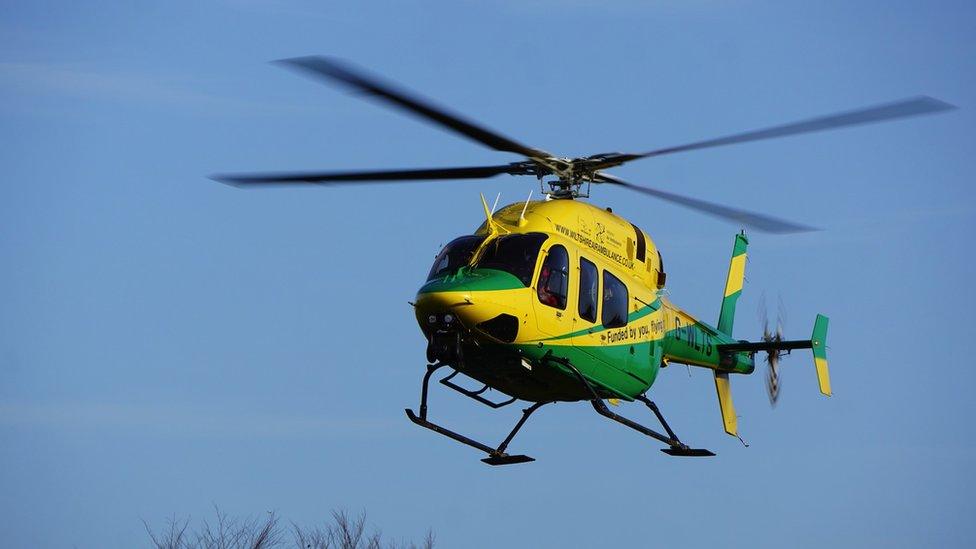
[
  {"x1": 713, "y1": 372, "x2": 738, "y2": 436},
  {"x1": 811, "y1": 314, "x2": 831, "y2": 396},
  {"x1": 717, "y1": 231, "x2": 749, "y2": 336}
]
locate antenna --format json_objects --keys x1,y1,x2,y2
[
  {"x1": 519, "y1": 190, "x2": 533, "y2": 224},
  {"x1": 480, "y1": 193, "x2": 499, "y2": 237},
  {"x1": 490, "y1": 192, "x2": 501, "y2": 216}
]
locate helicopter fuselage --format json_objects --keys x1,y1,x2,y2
[{"x1": 414, "y1": 198, "x2": 755, "y2": 403}]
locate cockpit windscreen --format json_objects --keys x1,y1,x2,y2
[
  {"x1": 475, "y1": 233, "x2": 548, "y2": 286},
  {"x1": 427, "y1": 235, "x2": 486, "y2": 281}
]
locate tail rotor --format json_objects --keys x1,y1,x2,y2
[{"x1": 759, "y1": 294, "x2": 786, "y2": 406}]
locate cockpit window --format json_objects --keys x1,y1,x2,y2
[
  {"x1": 475, "y1": 233, "x2": 548, "y2": 286},
  {"x1": 427, "y1": 235, "x2": 486, "y2": 281}
]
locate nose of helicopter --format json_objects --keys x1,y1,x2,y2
[
  {"x1": 414, "y1": 289, "x2": 476, "y2": 326},
  {"x1": 414, "y1": 269, "x2": 529, "y2": 341}
]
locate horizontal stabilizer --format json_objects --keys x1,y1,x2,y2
[
  {"x1": 716, "y1": 313, "x2": 831, "y2": 397},
  {"x1": 717, "y1": 339, "x2": 812, "y2": 353}
]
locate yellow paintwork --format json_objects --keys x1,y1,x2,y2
[
  {"x1": 468, "y1": 199, "x2": 672, "y2": 350},
  {"x1": 713, "y1": 372, "x2": 738, "y2": 436},
  {"x1": 479, "y1": 193, "x2": 501, "y2": 237},
  {"x1": 724, "y1": 254, "x2": 746, "y2": 297},
  {"x1": 478, "y1": 199, "x2": 661, "y2": 290},
  {"x1": 814, "y1": 356, "x2": 832, "y2": 396}
]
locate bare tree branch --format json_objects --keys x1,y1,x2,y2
[
  {"x1": 144, "y1": 514, "x2": 190, "y2": 549},
  {"x1": 146, "y1": 508, "x2": 430, "y2": 549}
]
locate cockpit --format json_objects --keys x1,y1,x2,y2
[
  {"x1": 427, "y1": 235, "x2": 485, "y2": 281},
  {"x1": 426, "y1": 233, "x2": 548, "y2": 286}
]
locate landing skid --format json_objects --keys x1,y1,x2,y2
[
  {"x1": 405, "y1": 363, "x2": 547, "y2": 466},
  {"x1": 405, "y1": 357, "x2": 713, "y2": 464},
  {"x1": 661, "y1": 447, "x2": 716, "y2": 457}
]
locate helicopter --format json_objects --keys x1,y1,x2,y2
[{"x1": 214, "y1": 56, "x2": 954, "y2": 465}]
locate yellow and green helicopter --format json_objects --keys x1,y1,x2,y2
[{"x1": 215, "y1": 57, "x2": 953, "y2": 465}]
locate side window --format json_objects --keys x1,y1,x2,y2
[
  {"x1": 578, "y1": 257, "x2": 598, "y2": 322},
  {"x1": 630, "y1": 222, "x2": 646, "y2": 263},
  {"x1": 602, "y1": 270, "x2": 628, "y2": 328},
  {"x1": 537, "y1": 245, "x2": 569, "y2": 310}
]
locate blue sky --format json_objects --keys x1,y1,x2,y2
[{"x1": 1, "y1": 1, "x2": 974, "y2": 547}]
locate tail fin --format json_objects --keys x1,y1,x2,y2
[
  {"x1": 811, "y1": 314, "x2": 831, "y2": 396},
  {"x1": 713, "y1": 231, "x2": 748, "y2": 438},
  {"x1": 717, "y1": 231, "x2": 749, "y2": 336},
  {"x1": 713, "y1": 372, "x2": 738, "y2": 436}
]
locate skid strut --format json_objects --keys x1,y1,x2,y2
[
  {"x1": 405, "y1": 363, "x2": 547, "y2": 465},
  {"x1": 553, "y1": 355, "x2": 714, "y2": 457},
  {"x1": 439, "y1": 370, "x2": 517, "y2": 408}
]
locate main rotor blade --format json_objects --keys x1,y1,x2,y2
[
  {"x1": 595, "y1": 173, "x2": 816, "y2": 234},
  {"x1": 599, "y1": 96, "x2": 955, "y2": 167},
  {"x1": 276, "y1": 56, "x2": 552, "y2": 159},
  {"x1": 212, "y1": 164, "x2": 526, "y2": 187}
]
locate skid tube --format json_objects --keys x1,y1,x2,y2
[
  {"x1": 405, "y1": 363, "x2": 548, "y2": 465},
  {"x1": 545, "y1": 352, "x2": 714, "y2": 457}
]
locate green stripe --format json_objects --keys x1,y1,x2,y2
[
  {"x1": 731, "y1": 233, "x2": 749, "y2": 257},
  {"x1": 418, "y1": 268, "x2": 526, "y2": 293},
  {"x1": 540, "y1": 298, "x2": 662, "y2": 341}
]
